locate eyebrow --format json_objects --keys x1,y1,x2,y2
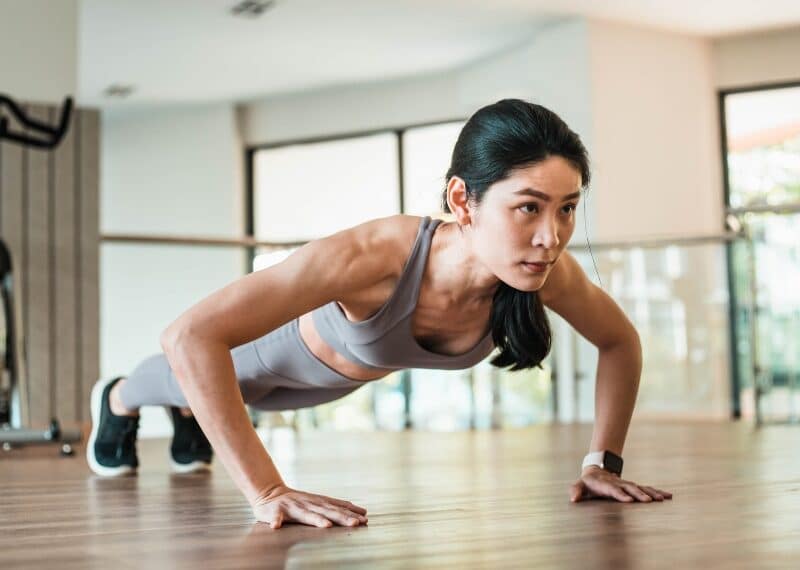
[{"x1": 512, "y1": 188, "x2": 581, "y2": 202}]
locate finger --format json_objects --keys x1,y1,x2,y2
[
  {"x1": 317, "y1": 496, "x2": 368, "y2": 515},
  {"x1": 304, "y1": 502, "x2": 364, "y2": 527},
  {"x1": 606, "y1": 484, "x2": 634, "y2": 502},
  {"x1": 652, "y1": 488, "x2": 673, "y2": 499},
  {"x1": 621, "y1": 483, "x2": 652, "y2": 502},
  {"x1": 270, "y1": 511, "x2": 284, "y2": 529},
  {"x1": 639, "y1": 486, "x2": 665, "y2": 501},
  {"x1": 569, "y1": 481, "x2": 586, "y2": 503},
  {"x1": 309, "y1": 500, "x2": 368, "y2": 523},
  {"x1": 643, "y1": 486, "x2": 673, "y2": 500},
  {"x1": 287, "y1": 504, "x2": 333, "y2": 528},
  {"x1": 305, "y1": 499, "x2": 365, "y2": 521}
]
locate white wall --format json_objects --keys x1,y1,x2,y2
[
  {"x1": 713, "y1": 25, "x2": 800, "y2": 89},
  {"x1": 239, "y1": 71, "x2": 463, "y2": 145},
  {"x1": 588, "y1": 19, "x2": 723, "y2": 241},
  {"x1": 101, "y1": 103, "x2": 245, "y2": 436},
  {"x1": 102, "y1": 104, "x2": 244, "y2": 236},
  {"x1": 0, "y1": 0, "x2": 78, "y2": 104}
]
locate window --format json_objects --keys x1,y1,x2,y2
[
  {"x1": 724, "y1": 85, "x2": 800, "y2": 209},
  {"x1": 722, "y1": 83, "x2": 800, "y2": 422},
  {"x1": 252, "y1": 133, "x2": 399, "y2": 242},
  {"x1": 402, "y1": 122, "x2": 464, "y2": 216}
]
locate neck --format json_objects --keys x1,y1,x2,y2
[{"x1": 429, "y1": 220, "x2": 500, "y2": 308}]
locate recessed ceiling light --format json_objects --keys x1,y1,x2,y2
[
  {"x1": 103, "y1": 84, "x2": 136, "y2": 98},
  {"x1": 230, "y1": 0, "x2": 276, "y2": 18}
]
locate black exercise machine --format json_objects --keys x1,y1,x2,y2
[{"x1": 0, "y1": 93, "x2": 81, "y2": 455}]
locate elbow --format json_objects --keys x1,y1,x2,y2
[
  {"x1": 160, "y1": 321, "x2": 227, "y2": 362},
  {"x1": 600, "y1": 325, "x2": 642, "y2": 367},
  {"x1": 159, "y1": 324, "x2": 204, "y2": 384},
  {"x1": 160, "y1": 321, "x2": 197, "y2": 358},
  {"x1": 620, "y1": 326, "x2": 642, "y2": 374},
  {"x1": 160, "y1": 323, "x2": 180, "y2": 355}
]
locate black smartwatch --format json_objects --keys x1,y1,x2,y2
[{"x1": 581, "y1": 450, "x2": 624, "y2": 476}]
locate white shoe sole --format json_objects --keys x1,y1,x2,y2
[
  {"x1": 170, "y1": 458, "x2": 212, "y2": 474},
  {"x1": 86, "y1": 377, "x2": 137, "y2": 477}
]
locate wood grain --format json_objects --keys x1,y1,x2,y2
[{"x1": 1, "y1": 421, "x2": 798, "y2": 569}]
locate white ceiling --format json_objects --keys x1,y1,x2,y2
[{"x1": 78, "y1": 0, "x2": 800, "y2": 107}]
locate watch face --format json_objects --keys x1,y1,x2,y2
[{"x1": 603, "y1": 451, "x2": 624, "y2": 475}]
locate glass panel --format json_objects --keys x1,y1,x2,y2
[
  {"x1": 402, "y1": 122, "x2": 464, "y2": 216},
  {"x1": 736, "y1": 212, "x2": 800, "y2": 422},
  {"x1": 253, "y1": 133, "x2": 400, "y2": 242},
  {"x1": 724, "y1": 85, "x2": 800, "y2": 208},
  {"x1": 404, "y1": 355, "x2": 554, "y2": 431},
  {"x1": 570, "y1": 242, "x2": 735, "y2": 419}
]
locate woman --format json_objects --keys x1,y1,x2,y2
[{"x1": 87, "y1": 99, "x2": 672, "y2": 529}]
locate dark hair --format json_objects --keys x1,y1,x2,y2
[{"x1": 442, "y1": 99, "x2": 591, "y2": 372}]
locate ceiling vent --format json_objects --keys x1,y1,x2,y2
[{"x1": 230, "y1": 0, "x2": 276, "y2": 18}]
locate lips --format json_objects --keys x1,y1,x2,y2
[{"x1": 521, "y1": 261, "x2": 550, "y2": 274}]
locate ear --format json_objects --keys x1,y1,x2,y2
[{"x1": 445, "y1": 176, "x2": 474, "y2": 226}]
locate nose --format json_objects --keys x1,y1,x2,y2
[{"x1": 531, "y1": 217, "x2": 560, "y2": 250}]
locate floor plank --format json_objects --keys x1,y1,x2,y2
[{"x1": 1, "y1": 421, "x2": 799, "y2": 569}]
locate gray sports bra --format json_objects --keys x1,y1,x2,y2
[{"x1": 310, "y1": 216, "x2": 495, "y2": 370}]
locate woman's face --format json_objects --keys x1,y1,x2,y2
[{"x1": 470, "y1": 155, "x2": 583, "y2": 291}]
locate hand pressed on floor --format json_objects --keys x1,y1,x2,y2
[
  {"x1": 252, "y1": 484, "x2": 368, "y2": 529},
  {"x1": 570, "y1": 466, "x2": 673, "y2": 503}
]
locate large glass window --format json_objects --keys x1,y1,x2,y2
[
  {"x1": 253, "y1": 133, "x2": 399, "y2": 242},
  {"x1": 723, "y1": 83, "x2": 800, "y2": 423},
  {"x1": 402, "y1": 122, "x2": 464, "y2": 216},
  {"x1": 725, "y1": 85, "x2": 800, "y2": 209}
]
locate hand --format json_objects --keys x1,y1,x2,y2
[
  {"x1": 251, "y1": 484, "x2": 369, "y2": 529},
  {"x1": 569, "y1": 466, "x2": 673, "y2": 503}
]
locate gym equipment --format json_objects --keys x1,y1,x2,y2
[{"x1": 0, "y1": 93, "x2": 81, "y2": 455}]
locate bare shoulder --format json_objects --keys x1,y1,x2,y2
[
  {"x1": 162, "y1": 214, "x2": 426, "y2": 348},
  {"x1": 334, "y1": 213, "x2": 422, "y2": 266},
  {"x1": 295, "y1": 213, "x2": 424, "y2": 297},
  {"x1": 349, "y1": 213, "x2": 421, "y2": 244},
  {"x1": 334, "y1": 213, "x2": 426, "y2": 291},
  {"x1": 364, "y1": 213, "x2": 425, "y2": 256}
]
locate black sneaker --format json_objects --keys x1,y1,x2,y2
[
  {"x1": 168, "y1": 406, "x2": 213, "y2": 473},
  {"x1": 86, "y1": 376, "x2": 140, "y2": 476}
]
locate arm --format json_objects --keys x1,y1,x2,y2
[
  {"x1": 161, "y1": 216, "x2": 397, "y2": 526},
  {"x1": 539, "y1": 251, "x2": 672, "y2": 503}
]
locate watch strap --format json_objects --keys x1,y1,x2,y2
[{"x1": 581, "y1": 450, "x2": 623, "y2": 476}]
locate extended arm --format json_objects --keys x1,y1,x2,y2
[
  {"x1": 539, "y1": 252, "x2": 672, "y2": 503},
  {"x1": 161, "y1": 217, "x2": 397, "y2": 526}
]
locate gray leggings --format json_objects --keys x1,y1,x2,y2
[{"x1": 118, "y1": 318, "x2": 368, "y2": 411}]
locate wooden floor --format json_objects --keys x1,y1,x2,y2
[{"x1": 2, "y1": 420, "x2": 799, "y2": 569}]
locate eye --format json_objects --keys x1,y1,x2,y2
[
  {"x1": 519, "y1": 203, "x2": 538, "y2": 214},
  {"x1": 561, "y1": 203, "x2": 578, "y2": 215}
]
